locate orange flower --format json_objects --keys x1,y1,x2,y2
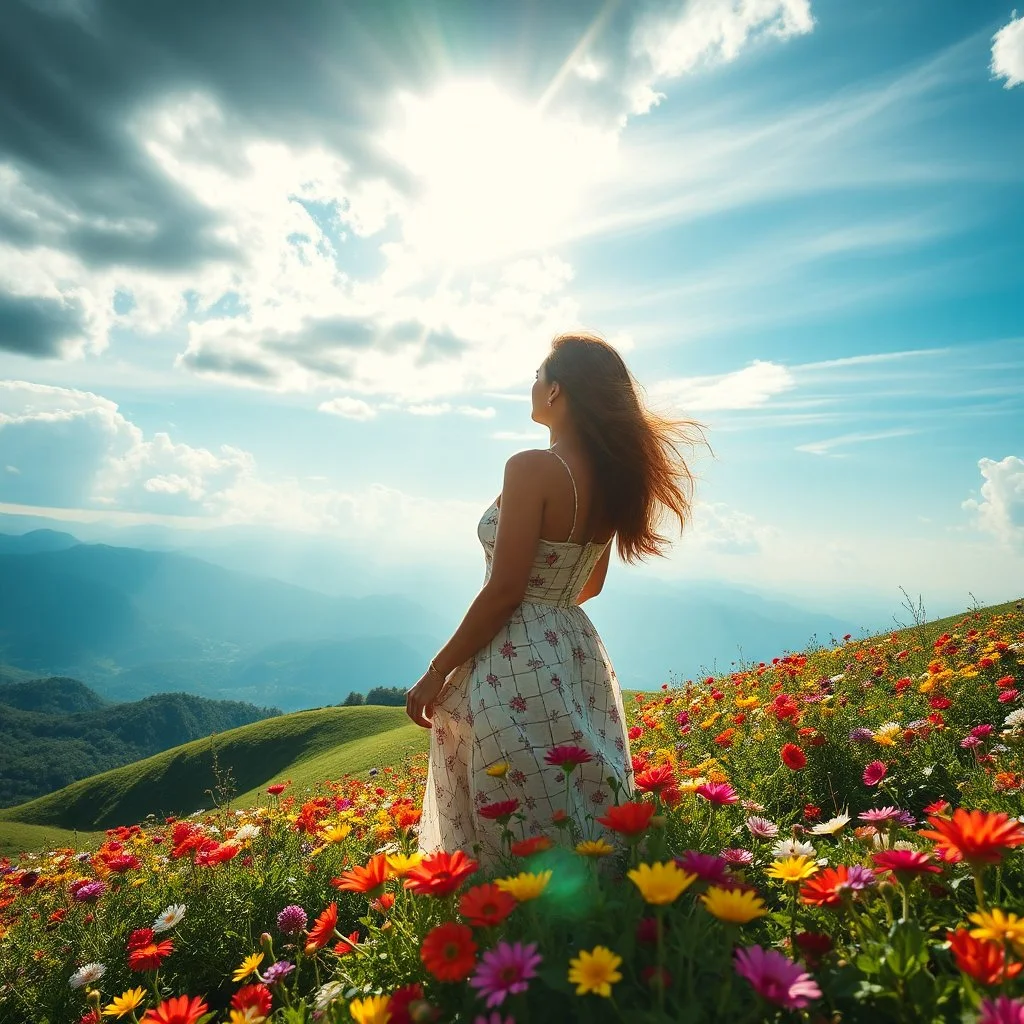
[
  {"x1": 140, "y1": 995, "x2": 210, "y2": 1024},
  {"x1": 128, "y1": 936, "x2": 174, "y2": 972},
  {"x1": 304, "y1": 902, "x2": 338, "y2": 954},
  {"x1": 947, "y1": 928, "x2": 1022, "y2": 986},
  {"x1": 403, "y1": 850, "x2": 478, "y2": 897},
  {"x1": 333, "y1": 930, "x2": 361, "y2": 956},
  {"x1": 332, "y1": 853, "x2": 392, "y2": 896},
  {"x1": 596, "y1": 801, "x2": 655, "y2": 836},
  {"x1": 918, "y1": 809, "x2": 1024, "y2": 866},
  {"x1": 231, "y1": 984, "x2": 273, "y2": 1019},
  {"x1": 458, "y1": 883, "x2": 517, "y2": 927},
  {"x1": 420, "y1": 921, "x2": 477, "y2": 982},
  {"x1": 510, "y1": 836, "x2": 553, "y2": 857}
]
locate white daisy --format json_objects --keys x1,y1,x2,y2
[
  {"x1": 771, "y1": 838, "x2": 816, "y2": 859},
  {"x1": 234, "y1": 824, "x2": 261, "y2": 842},
  {"x1": 810, "y1": 813, "x2": 850, "y2": 836},
  {"x1": 1003, "y1": 708, "x2": 1024, "y2": 729},
  {"x1": 69, "y1": 963, "x2": 106, "y2": 989},
  {"x1": 152, "y1": 904, "x2": 187, "y2": 933}
]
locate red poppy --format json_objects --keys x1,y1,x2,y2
[
  {"x1": 231, "y1": 985, "x2": 273, "y2": 1018},
  {"x1": 918, "y1": 808, "x2": 1024, "y2": 866},
  {"x1": 140, "y1": 995, "x2": 210, "y2": 1024},
  {"x1": 266, "y1": 782, "x2": 289, "y2": 796},
  {"x1": 403, "y1": 849, "x2": 478, "y2": 897},
  {"x1": 420, "y1": 921, "x2": 477, "y2": 982},
  {"x1": 780, "y1": 743, "x2": 807, "y2": 770},
  {"x1": 331, "y1": 853, "x2": 391, "y2": 896},
  {"x1": 947, "y1": 928, "x2": 1022, "y2": 986},
  {"x1": 304, "y1": 902, "x2": 338, "y2": 954},
  {"x1": 478, "y1": 798, "x2": 520, "y2": 821},
  {"x1": 596, "y1": 801, "x2": 655, "y2": 836},
  {"x1": 458, "y1": 883, "x2": 517, "y2": 927}
]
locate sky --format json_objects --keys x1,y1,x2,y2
[{"x1": 0, "y1": 0, "x2": 1022, "y2": 611}]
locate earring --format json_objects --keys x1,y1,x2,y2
[{"x1": 546, "y1": 398, "x2": 552, "y2": 406}]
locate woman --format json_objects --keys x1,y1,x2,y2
[{"x1": 406, "y1": 331, "x2": 706, "y2": 863}]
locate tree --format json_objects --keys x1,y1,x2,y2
[
  {"x1": 341, "y1": 691, "x2": 365, "y2": 706},
  {"x1": 364, "y1": 686, "x2": 406, "y2": 706}
]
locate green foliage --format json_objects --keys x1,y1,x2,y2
[{"x1": 364, "y1": 686, "x2": 406, "y2": 706}]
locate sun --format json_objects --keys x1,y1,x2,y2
[{"x1": 382, "y1": 79, "x2": 618, "y2": 269}]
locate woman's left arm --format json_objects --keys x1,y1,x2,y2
[{"x1": 405, "y1": 450, "x2": 546, "y2": 727}]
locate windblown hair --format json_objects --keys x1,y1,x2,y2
[{"x1": 543, "y1": 331, "x2": 710, "y2": 565}]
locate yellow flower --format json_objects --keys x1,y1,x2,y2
[
  {"x1": 576, "y1": 839, "x2": 614, "y2": 858},
  {"x1": 735, "y1": 695, "x2": 759, "y2": 708},
  {"x1": 969, "y1": 908, "x2": 1024, "y2": 955},
  {"x1": 229, "y1": 1011, "x2": 267, "y2": 1024},
  {"x1": 320, "y1": 823, "x2": 352, "y2": 844},
  {"x1": 494, "y1": 870, "x2": 552, "y2": 902},
  {"x1": 701, "y1": 887, "x2": 769, "y2": 924},
  {"x1": 567, "y1": 945, "x2": 623, "y2": 997},
  {"x1": 766, "y1": 856, "x2": 820, "y2": 885},
  {"x1": 627, "y1": 862, "x2": 698, "y2": 905},
  {"x1": 103, "y1": 987, "x2": 147, "y2": 1019},
  {"x1": 485, "y1": 762, "x2": 510, "y2": 777},
  {"x1": 677, "y1": 776, "x2": 707, "y2": 794},
  {"x1": 349, "y1": 994, "x2": 392, "y2": 1024},
  {"x1": 385, "y1": 852, "x2": 424, "y2": 877},
  {"x1": 232, "y1": 951, "x2": 264, "y2": 982}
]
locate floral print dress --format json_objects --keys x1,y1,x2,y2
[{"x1": 418, "y1": 450, "x2": 634, "y2": 864}]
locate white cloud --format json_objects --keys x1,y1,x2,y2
[
  {"x1": 650, "y1": 360, "x2": 796, "y2": 412},
  {"x1": 687, "y1": 501, "x2": 778, "y2": 554},
  {"x1": 491, "y1": 430, "x2": 546, "y2": 442},
  {"x1": 402, "y1": 403, "x2": 496, "y2": 418},
  {"x1": 992, "y1": 13, "x2": 1024, "y2": 88},
  {"x1": 795, "y1": 428, "x2": 920, "y2": 457},
  {"x1": 318, "y1": 397, "x2": 378, "y2": 421},
  {"x1": 4, "y1": 464, "x2": 19, "y2": 474},
  {"x1": 962, "y1": 455, "x2": 1024, "y2": 547}
]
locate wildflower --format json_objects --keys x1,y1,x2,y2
[
  {"x1": 404, "y1": 849, "x2": 478, "y2": 896},
  {"x1": 319, "y1": 823, "x2": 352, "y2": 844},
  {"x1": 675, "y1": 850, "x2": 732, "y2": 885},
  {"x1": 919, "y1": 808, "x2": 1024, "y2": 866},
  {"x1": 511, "y1": 836, "x2": 553, "y2": 857},
  {"x1": 305, "y1": 903, "x2": 338, "y2": 954},
  {"x1": 495, "y1": 870, "x2": 552, "y2": 902},
  {"x1": 544, "y1": 744, "x2": 593, "y2": 772},
  {"x1": 1004, "y1": 708, "x2": 1024, "y2": 729},
  {"x1": 800, "y1": 865, "x2": 875, "y2": 907},
  {"x1": 276, "y1": 905, "x2": 308, "y2": 936},
  {"x1": 332, "y1": 852, "x2": 392, "y2": 896},
  {"x1": 595, "y1": 801, "x2": 655, "y2": 835},
  {"x1": 771, "y1": 838, "x2": 816, "y2": 860},
  {"x1": 387, "y1": 983, "x2": 427, "y2": 1024},
  {"x1": 746, "y1": 816, "x2": 779, "y2": 839},
  {"x1": 969, "y1": 908, "x2": 1024, "y2": 956},
  {"x1": 767, "y1": 856, "x2": 820, "y2": 884},
  {"x1": 152, "y1": 904, "x2": 186, "y2": 933},
  {"x1": 780, "y1": 744, "x2": 807, "y2": 770},
  {"x1": 102, "y1": 988, "x2": 147, "y2": 1019},
  {"x1": 470, "y1": 940, "x2": 542, "y2": 1007},
  {"x1": 576, "y1": 839, "x2": 614, "y2": 857},
  {"x1": 70, "y1": 964, "x2": 106, "y2": 990},
  {"x1": 478, "y1": 798, "x2": 520, "y2": 821},
  {"x1": 871, "y1": 850, "x2": 942, "y2": 880},
  {"x1": 734, "y1": 945, "x2": 822, "y2": 1010},
  {"x1": 859, "y1": 806, "x2": 903, "y2": 823},
  {"x1": 234, "y1": 824, "x2": 261, "y2": 842},
  {"x1": 634, "y1": 764, "x2": 676, "y2": 793},
  {"x1": 862, "y1": 761, "x2": 888, "y2": 786},
  {"x1": 348, "y1": 995, "x2": 391, "y2": 1024},
  {"x1": 312, "y1": 982, "x2": 346, "y2": 1016},
  {"x1": 231, "y1": 985, "x2": 273, "y2": 1022},
  {"x1": 139, "y1": 995, "x2": 209, "y2": 1024},
  {"x1": 261, "y1": 961, "x2": 295, "y2": 985},
  {"x1": 811, "y1": 813, "x2": 851, "y2": 836},
  {"x1": 849, "y1": 728, "x2": 874, "y2": 743},
  {"x1": 696, "y1": 782, "x2": 739, "y2": 805},
  {"x1": 977, "y1": 997, "x2": 1024, "y2": 1024},
  {"x1": 232, "y1": 952, "x2": 264, "y2": 983},
  {"x1": 420, "y1": 922, "x2": 477, "y2": 982},
  {"x1": 947, "y1": 929, "x2": 1022, "y2": 986},
  {"x1": 567, "y1": 946, "x2": 623, "y2": 997},
  {"x1": 628, "y1": 861, "x2": 698, "y2": 905},
  {"x1": 459, "y1": 883, "x2": 517, "y2": 927},
  {"x1": 266, "y1": 782, "x2": 289, "y2": 795},
  {"x1": 701, "y1": 887, "x2": 768, "y2": 924},
  {"x1": 127, "y1": 931, "x2": 174, "y2": 972},
  {"x1": 485, "y1": 762, "x2": 510, "y2": 777},
  {"x1": 71, "y1": 881, "x2": 107, "y2": 903}
]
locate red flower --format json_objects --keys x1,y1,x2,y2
[
  {"x1": 304, "y1": 902, "x2": 338, "y2": 954},
  {"x1": 420, "y1": 921, "x2": 477, "y2": 982},
  {"x1": 544, "y1": 744, "x2": 593, "y2": 772},
  {"x1": 459, "y1": 883, "x2": 517, "y2": 927},
  {"x1": 794, "y1": 932, "x2": 833, "y2": 958},
  {"x1": 332, "y1": 853, "x2": 391, "y2": 896},
  {"x1": 923, "y1": 799, "x2": 951, "y2": 817},
  {"x1": 128, "y1": 935, "x2": 174, "y2": 972},
  {"x1": 332, "y1": 930, "x2": 361, "y2": 956},
  {"x1": 862, "y1": 760, "x2": 887, "y2": 786},
  {"x1": 266, "y1": 782, "x2": 289, "y2": 796},
  {"x1": 799, "y1": 866, "x2": 871, "y2": 907},
  {"x1": 596, "y1": 801, "x2": 655, "y2": 836},
  {"x1": 478, "y1": 798, "x2": 520, "y2": 821},
  {"x1": 919, "y1": 808, "x2": 1024, "y2": 866},
  {"x1": 140, "y1": 995, "x2": 210, "y2": 1024},
  {"x1": 781, "y1": 744, "x2": 807, "y2": 771},
  {"x1": 872, "y1": 849, "x2": 942, "y2": 879},
  {"x1": 388, "y1": 983, "x2": 428, "y2": 1024},
  {"x1": 635, "y1": 764, "x2": 676, "y2": 793},
  {"x1": 403, "y1": 849, "x2": 478, "y2": 897},
  {"x1": 511, "y1": 836, "x2": 553, "y2": 857},
  {"x1": 231, "y1": 984, "x2": 273, "y2": 1018},
  {"x1": 371, "y1": 892, "x2": 396, "y2": 914},
  {"x1": 948, "y1": 928, "x2": 1022, "y2": 986}
]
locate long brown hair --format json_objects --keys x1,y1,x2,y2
[{"x1": 543, "y1": 331, "x2": 710, "y2": 565}]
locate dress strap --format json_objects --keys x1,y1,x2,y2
[{"x1": 547, "y1": 449, "x2": 578, "y2": 544}]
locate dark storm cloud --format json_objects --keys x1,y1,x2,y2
[{"x1": 0, "y1": 292, "x2": 86, "y2": 357}]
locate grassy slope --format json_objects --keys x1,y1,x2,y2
[{"x1": 1, "y1": 595, "x2": 1019, "y2": 855}]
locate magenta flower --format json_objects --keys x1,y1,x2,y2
[
  {"x1": 276, "y1": 904, "x2": 308, "y2": 936},
  {"x1": 70, "y1": 880, "x2": 107, "y2": 903},
  {"x1": 723, "y1": 848, "x2": 755, "y2": 866},
  {"x1": 862, "y1": 760, "x2": 887, "y2": 786},
  {"x1": 858, "y1": 806, "x2": 903, "y2": 823},
  {"x1": 474, "y1": 1014, "x2": 516, "y2": 1024},
  {"x1": 696, "y1": 782, "x2": 738, "y2": 805},
  {"x1": 978, "y1": 997, "x2": 1024, "y2": 1024},
  {"x1": 543, "y1": 745, "x2": 593, "y2": 773},
  {"x1": 734, "y1": 945, "x2": 822, "y2": 1010},
  {"x1": 469, "y1": 941, "x2": 542, "y2": 1007},
  {"x1": 675, "y1": 850, "x2": 732, "y2": 885}
]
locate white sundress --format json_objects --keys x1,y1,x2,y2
[{"x1": 418, "y1": 449, "x2": 635, "y2": 864}]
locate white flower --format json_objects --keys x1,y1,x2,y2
[
  {"x1": 771, "y1": 838, "x2": 816, "y2": 859},
  {"x1": 1004, "y1": 708, "x2": 1024, "y2": 729},
  {"x1": 829, "y1": 674, "x2": 845, "y2": 683},
  {"x1": 313, "y1": 981, "x2": 346, "y2": 1014},
  {"x1": 69, "y1": 963, "x2": 106, "y2": 989},
  {"x1": 893, "y1": 840, "x2": 916, "y2": 851},
  {"x1": 811, "y1": 813, "x2": 850, "y2": 836},
  {"x1": 152, "y1": 904, "x2": 187, "y2": 933},
  {"x1": 234, "y1": 824, "x2": 261, "y2": 842}
]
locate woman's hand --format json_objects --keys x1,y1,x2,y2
[{"x1": 405, "y1": 669, "x2": 446, "y2": 729}]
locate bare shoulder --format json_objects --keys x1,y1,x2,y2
[{"x1": 504, "y1": 448, "x2": 552, "y2": 475}]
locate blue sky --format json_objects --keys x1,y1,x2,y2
[{"x1": 0, "y1": 0, "x2": 1022, "y2": 609}]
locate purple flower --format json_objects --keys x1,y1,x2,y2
[
  {"x1": 71, "y1": 880, "x2": 107, "y2": 903},
  {"x1": 858, "y1": 806, "x2": 903, "y2": 823},
  {"x1": 895, "y1": 811, "x2": 917, "y2": 827},
  {"x1": 746, "y1": 816, "x2": 779, "y2": 839},
  {"x1": 734, "y1": 945, "x2": 821, "y2": 1010},
  {"x1": 722, "y1": 848, "x2": 754, "y2": 866},
  {"x1": 474, "y1": 1014, "x2": 516, "y2": 1024},
  {"x1": 276, "y1": 905, "x2": 308, "y2": 936},
  {"x1": 469, "y1": 941, "x2": 542, "y2": 1008},
  {"x1": 675, "y1": 851, "x2": 732, "y2": 885},
  {"x1": 978, "y1": 996, "x2": 1024, "y2": 1024},
  {"x1": 842, "y1": 865, "x2": 878, "y2": 891},
  {"x1": 849, "y1": 728, "x2": 874, "y2": 744},
  {"x1": 262, "y1": 960, "x2": 295, "y2": 985}
]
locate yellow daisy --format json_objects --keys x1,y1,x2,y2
[
  {"x1": 627, "y1": 862, "x2": 698, "y2": 905},
  {"x1": 385, "y1": 852, "x2": 424, "y2": 877},
  {"x1": 567, "y1": 945, "x2": 623, "y2": 997},
  {"x1": 575, "y1": 839, "x2": 614, "y2": 858},
  {"x1": 485, "y1": 762, "x2": 510, "y2": 778},
  {"x1": 494, "y1": 870, "x2": 552, "y2": 902},
  {"x1": 320, "y1": 823, "x2": 353, "y2": 844},
  {"x1": 102, "y1": 987, "x2": 147, "y2": 1019},
  {"x1": 700, "y1": 887, "x2": 769, "y2": 924},
  {"x1": 232, "y1": 951, "x2": 264, "y2": 982},
  {"x1": 349, "y1": 994, "x2": 392, "y2": 1024},
  {"x1": 766, "y1": 856, "x2": 820, "y2": 884},
  {"x1": 968, "y1": 908, "x2": 1024, "y2": 956}
]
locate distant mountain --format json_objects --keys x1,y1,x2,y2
[
  {"x1": 0, "y1": 677, "x2": 279, "y2": 807},
  {"x1": 0, "y1": 528, "x2": 81, "y2": 555}
]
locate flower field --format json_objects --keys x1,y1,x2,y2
[{"x1": 2, "y1": 601, "x2": 1023, "y2": 1024}]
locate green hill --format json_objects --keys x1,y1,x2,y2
[{"x1": 0, "y1": 704, "x2": 428, "y2": 837}]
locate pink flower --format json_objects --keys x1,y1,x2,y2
[
  {"x1": 469, "y1": 941, "x2": 541, "y2": 1008},
  {"x1": 474, "y1": 1014, "x2": 516, "y2": 1024},
  {"x1": 858, "y1": 806, "x2": 903, "y2": 823},
  {"x1": 723, "y1": 848, "x2": 755, "y2": 866},
  {"x1": 862, "y1": 760, "x2": 887, "y2": 786},
  {"x1": 734, "y1": 945, "x2": 822, "y2": 1010},
  {"x1": 978, "y1": 997, "x2": 1024, "y2": 1024},
  {"x1": 696, "y1": 782, "x2": 738, "y2": 805},
  {"x1": 543, "y1": 745, "x2": 593, "y2": 773},
  {"x1": 999, "y1": 689, "x2": 1020, "y2": 703},
  {"x1": 675, "y1": 850, "x2": 732, "y2": 885}
]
